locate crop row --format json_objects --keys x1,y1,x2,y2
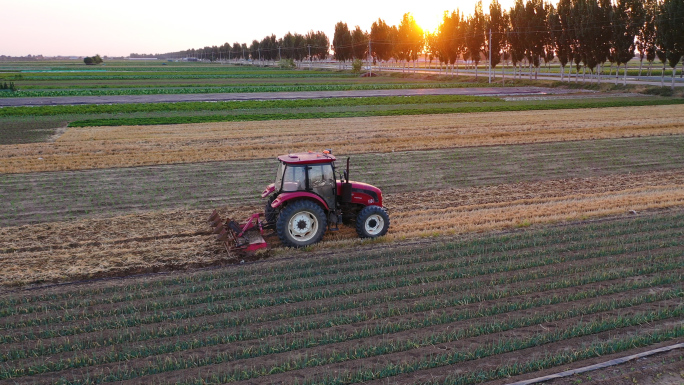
[
  {"x1": 2, "y1": 272, "x2": 678, "y2": 365},
  {"x1": 2, "y1": 289, "x2": 678, "y2": 380},
  {"x1": 3, "y1": 220, "x2": 680, "y2": 331},
  {"x1": 292, "y1": 322, "x2": 684, "y2": 385},
  {"x1": 426, "y1": 328, "x2": 683, "y2": 385},
  {"x1": 2, "y1": 248, "x2": 680, "y2": 352},
  {"x1": 0, "y1": 73, "x2": 353, "y2": 82},
  {"x1": 3, "y1": 211, "x2": 681, "y2": 313},
  {"x1": 0, "y1": 82, "x2": 475, "y2": 98},
  {"x1": 67, "y1": 98, "x2": 684, "y2": 127},
  {"x1": 39, "y1": 307, "x2": 684, "y2": 385},
  {"x1": 0, "y1": 95, "x2": 500, "y2": 117}
]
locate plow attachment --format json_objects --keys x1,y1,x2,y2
[{"x1": 208, "y1": 210, "x2": 268, "y2": 256}]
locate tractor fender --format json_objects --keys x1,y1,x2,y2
[
  {"x1": 271, "y1": 192, "x2": 330, "y2": 211},
  {"x1": 261, "y1": 183, "x2": 275, "y2": 198}
]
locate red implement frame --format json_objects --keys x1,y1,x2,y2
[{"x1": 208, "y1": 210, "x2": 268, "y2": 255}]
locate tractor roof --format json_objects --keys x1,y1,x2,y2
[{"x1": 278, "y1": 152, "x2": 336, "y2": 165}]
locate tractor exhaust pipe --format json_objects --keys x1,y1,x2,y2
[{"x1": 345, "y1": 157, "x2": 350, "y2": 182}]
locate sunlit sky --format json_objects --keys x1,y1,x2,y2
[{"x1": 4, "y1": 0, "x2": 516, "y2": 57}]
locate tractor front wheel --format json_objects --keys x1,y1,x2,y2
[
  {"x1": 276, "y1": 200, "x2": 327, "y2": 248},
  {"x1": 356, "y1": 206, "x2": 390, "y2": 238}
]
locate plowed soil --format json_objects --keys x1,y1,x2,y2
[
  {"x1": 2, "y1": 170, "x2": 683, "y2": 287},
  {"x1": 2, "y1": 104, "x2": 684, "y2": 173}
]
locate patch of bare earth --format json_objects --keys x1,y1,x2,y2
[{"x1": 2, "y1": 170, "x2": 683, "y2": 287}]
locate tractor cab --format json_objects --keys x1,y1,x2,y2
[{"x1": 272, "y1": 151, "x2": 337, "y2": 210}]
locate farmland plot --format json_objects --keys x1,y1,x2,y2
[
  {"x1": 2, "y1": 169, "x2": 684, "y2": 286},
  {"x1": 2, "y1": 104, "x2": 684, "y2": 173},
  {"x1": 2, "y1": 135, "x2": 684, "y2": 227},
  {"x1": 0, "y1": 211, "x2": 682, "y2": 384}
]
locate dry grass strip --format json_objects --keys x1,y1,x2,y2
[
  {"x1": 2, "y1": 105, "x2": 684, "y2": 173},
  {"x1": 1, "y1": 170, "x2": 683, "y2": 287}
]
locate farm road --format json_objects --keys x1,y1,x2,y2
[
  {"x1": 3, "y1": 135, "x2": 684, "y2": 227},
  {"x1": 0, "y1": 87, "x2": 583, "y2": 107}
]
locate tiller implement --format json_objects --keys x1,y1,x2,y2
[
  {"x1": 208, "y1": 211, "x2": 267, "y2": 255},
  {"x1": 209, "y1": 150, "x2": 390, "y2": 256}
]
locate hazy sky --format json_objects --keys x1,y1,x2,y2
[{"x1": 4, "y1": 0, "x2": 516, "y2": 57}]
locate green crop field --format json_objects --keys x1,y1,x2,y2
[{"x1": 0, "y1": 211, "x2": 682, "y2": 384}]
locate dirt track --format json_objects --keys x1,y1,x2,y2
[{"x1": 0, "y1": 87, "x2": 581, "y2": 107}]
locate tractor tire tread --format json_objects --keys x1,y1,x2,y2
[
  {"x1": 276, "y1": 200, "x2": 327, "y2": 248},
  {"x1": 356, "y1": 206, "x2": 390, "y2": 239}
]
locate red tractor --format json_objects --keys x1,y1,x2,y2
[{"x1": 209, "y1": 150, "x2": 390, "y2": 254}]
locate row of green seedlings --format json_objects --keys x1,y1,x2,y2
[
  {"x1": 2, "y1": 270, "x2": 678, "y2": 375},
  {"x1": 0, "y1": 72, "x2": 353, "y2": 81},
  {"x1": 0, "y1": 95, "x2": 499, "y2": 117},
  {"x1": 2, "y1": 248, "x2": 680, "y2": 362},
  {"x1": 428, "y1": 329, "x2": 683, "y2": 385},
  {"x1": 301, "y1": 323, "x2": 684, "y2": 385},
  {"x1": 66, "y1": 98, "x2": 684, "y2": 127},
  {"x1": 40, "y1": 305, "x2": 684, "y2": 385},
  {"x1": 3, "y1": 221, "x2": 680, "y2": 332},
  {"x1": 2, "y1": 211, "x2": 681, "y2": 317},
  {"x1": 3, "y1": 246, "x2": 678, "y2": 355},
  {"x1": 0, "y1": 82, "x2": 473, "y2": 98}
]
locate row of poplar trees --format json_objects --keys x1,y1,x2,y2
[
  {"x1": 168, "y1": 31, "x2": 329, "y2": 63},
  {"x1": 332, "y1": 0, "x2": 683, "y2": 88}
]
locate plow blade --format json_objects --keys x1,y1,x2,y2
[{"x1": 207, "y1": 210, "x2": 268, "y2": 256}]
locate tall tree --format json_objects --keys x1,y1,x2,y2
[
  {"x1": 305, "y1": 30, "x2": 330, "y2": 61},
  {"x1": 486, "y1": 0, "x2": 507, "y2": 78},
  {"x1": 465, "y1": 2, "x2": 486, "y2": 79},
  {"x1": 397, "y1": 13, "x2": 424, "y2": 72},
  {"x1": 370, "y1": 19, "x2": 393, "y2": 66},
  {"x1": 351, "y1": 26, "x2": 369, "y2": 60},
  {"x1": 637, "y1": 0, "x2": 658, "y2": 75},
  {"x1": 611, "y1": 0, "x2": 645, "y2": 85},
  {"x1": 332, "y1": 22, "x2": 353, "y2": 66},
  {"x1": 549, "y1": 2, "x2": 572, "y2": 81},
  {"x1": 656, "y1": 0, "x2": 684, "y2": 89}
]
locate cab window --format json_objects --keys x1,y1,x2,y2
[{"x1": 282, "y1": 165, "x2": 306, "y2": 192}]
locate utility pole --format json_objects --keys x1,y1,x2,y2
[
  {"x1": 278, "y1": 46, "x2": 281, "y2": 61},
  {"x1": 258, "y1": 48, "x2": 261, "y2": 66},
  {"x1": 308, "y1": 45, "x2": 311, "y2": 69},
  {"x1": 488, "y1": 29, "x2": 492, "y2": 84}
]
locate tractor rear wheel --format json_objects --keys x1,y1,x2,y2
[
  {"x1": 356, "y1": 206, "x2": 390, "y2": 238},
  {"x1": 276, "y1": 200, "x2": 327, "y2": 248}
]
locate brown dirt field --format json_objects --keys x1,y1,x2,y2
[
  {"x1": 2, "y1": 105, "x2": 684, "y2": 173},
  {"x1": 2, "y1": 170, "x2": 683, "y2": 287}
]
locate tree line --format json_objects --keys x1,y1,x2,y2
[
  {"x1": 144, "y1": 0, "x2": 682, "y2": 88},
  {"x1": 151, "y1": 31, "x2": 330, "y2": 64},
  {"x1": 332, "y1": 0, "x2": 683, "y2": 88}
]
